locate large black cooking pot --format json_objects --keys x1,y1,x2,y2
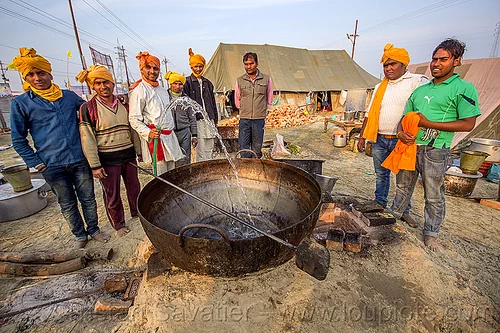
[{"x1": 137, "y1": 158, "x2": 322, "y2": 277}]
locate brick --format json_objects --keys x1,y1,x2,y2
[
  {"x1": 103, "y1": 275, "x2": 127, "y2": 293},
  {"x1": 344, "y1": 231, "x2": 361, "y2": 253},
  {"x1": 351, "y1": 202, "x2": 384, "y2": 218},
  {"x1": 312, "y1": 231, "x2": 328, "y2": 246},
  {"x1": 318, "y1": 203, "x2": 336, "y2": 222},
  {"x1": 325, "y1": 228, "x2": 344, "y2": 251},
  {"x1": 362, "y1": 212, "x2": 396, "y2": 226},
  {"x1": 94, "y1": 297, "x2": 132, "y2": 314}
]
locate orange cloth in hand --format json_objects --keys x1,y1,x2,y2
[{"x1": 381, "y1": 112, "x2": 420, "y2": 174}]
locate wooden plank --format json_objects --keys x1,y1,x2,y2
[{"x1": 480, "y1": 199, "x2": 500, "y2": 211}]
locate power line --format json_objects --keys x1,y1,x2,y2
[
  {"x1": 8, "y1": 0, "x2": 115, "y2": 48},
  {"x1": 320, "y1": 0, "x2": 469, "y2": 49},
  {"x1": 92, "y1": 0, "x2": 165, "y2": 58},
  {"x1": 80, "y1": 0, "x2": 157, "y2": 55},
  {"x1": 0, "y1": 6, "x2": 114, "y2": 54}
]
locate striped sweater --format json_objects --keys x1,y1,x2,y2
[{"x1": 79, "y1": 96, "x2": 141, "y2": 169}]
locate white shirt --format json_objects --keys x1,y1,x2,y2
[
  {"x1": 366, "y1": 71, "x2": 428, "y2": 135},
  {"x1": 129, "y1": 80, "x2": 184, "y2": 163}
]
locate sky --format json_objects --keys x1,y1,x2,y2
[{"x1": 1, "y1": 0, "x2": 499, "y2": 93}]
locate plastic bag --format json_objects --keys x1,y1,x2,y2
[
  {"x1": 271, "y1": 133, "x2": 291, "y2": 158},
  {"x1": 487, "y1": 163, "x2": 500, "y2": 184}
]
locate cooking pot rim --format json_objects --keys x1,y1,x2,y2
[{"x1": 138, "y1": 158, "x2": 322, "y2": 242}]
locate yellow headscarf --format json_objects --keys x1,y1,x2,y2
[
  {"x1": 164, "y1": 71, "x2": 186, "y2": 85},
  {"x1": 380, "y1": 43, "x2": 410, "y2": 66},
  {"x1": 9, "y1": 47, "x2": 62, "y2": 101},
  {"x1": 363, "y1": 44, "x2": 410, "y2": 142},
  {"x1": 76, "y1": 65, "x2": 114, "y2": 88},
  {"x1": 188, "y1": 48, "x2": 206, "y2": 78}
]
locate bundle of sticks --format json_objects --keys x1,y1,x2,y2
[
  {"x1": 218, "y1": 116, "x2": 240, "y2": 127},
  {"x1": 265, "y1": 104, "x2": 316, "y2": 128}
]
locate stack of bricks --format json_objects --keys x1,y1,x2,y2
[{"x1": 313, "y1": 200, "x2": 397, "y2": 253}]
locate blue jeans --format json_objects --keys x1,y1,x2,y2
[
  {"x1": 372, "y1": 135, "x2": 410, "y2": 215},
  {"x1": 238, "y1": 118, "x2": 265, "y2": 158},
  {"x1": 42, "y1": 160, "x2": 100, "y2": 241},
  {"x1": 390, "y1": 146, "x2": 450, "y2": 237}
]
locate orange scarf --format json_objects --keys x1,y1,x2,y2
[
  {"x1": 362, "y1": 78, "x2": 389, "y2": 142},
  {"x1": 381, "y1": 112, "x2": 420, "y2": 174},
  {"x1": 129, "y1": 78, "x2": 159, "y2": 90},
  {"x1": 29, "y1": 83, "x2": 63, "y2": 102}
]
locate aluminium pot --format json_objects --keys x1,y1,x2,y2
[
  {"x1": 468, "y1": 138, "x2": 500, "y2": 162},
  {"x1": 0, "y1": 179, "x2": 48, "y2": 222},
  {"x1": 137, "y1": 158, "x2": 322, "y2": 277},
  {"x1": 343, "y1": 111, "x2": 356, "y2": 122}
]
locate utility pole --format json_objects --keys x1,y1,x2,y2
[
  {"x1": 68, "y1": 0, "x2": 91, "y2": 94},
  {"x1": 490, "y1": 22, "x2": 500, "y2": 58},
  {"x1": 160, "y1": 57, "x2": 169, "y2": 88},
  {"x1": 0, "y1": 61, "x2": 9, "y2": 84},
  {"x1": 347, "y1": 19, "x2": 359, "y2": 59},
  {"x1": 122, "y1": 46, "x2": 131, "y2": 90}
]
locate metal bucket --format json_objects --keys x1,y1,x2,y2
[
  {"x1": 468, "y1": 138, "x2": 500, "y2": 162},
  {"x1": 343, "y1": 111, "x2": 356, "y2": 122},
  {"x1": 1, "y1": 164, "x2": 33, "y2": 192},
  {"x1": 460, "y1": 151, "x2": 490, "y2": 175}
]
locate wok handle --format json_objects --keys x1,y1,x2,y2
[
  {"x1": 178, "y1": 224, "x2": 232, "y2": 248},
  {"x1": 235, "y1": 149, "x2": 258, "y2": 158}
]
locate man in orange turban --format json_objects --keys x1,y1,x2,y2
[
  {"x1": 77, "y1": 65, "x2": 141, "y2": 237},
  {"x1": 183, "y1": 48, "x2": 218, "y2": 162},
  {"x1": 10, "y1": 47, "x2": 109, "y2": 247},
  {"x1": 357, "y1": 43, "x2": 427, "y2": 228},
  {"x1": 129, "y1": 51, "x2": 184, "y2": 174}
]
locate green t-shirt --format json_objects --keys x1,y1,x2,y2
[{"x1": 404, "y1": 73, "x2": 480, "y2": 148}]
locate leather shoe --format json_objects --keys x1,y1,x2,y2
[{"x1": 402, "y1": 215, "x2": 418, "y2": 228}]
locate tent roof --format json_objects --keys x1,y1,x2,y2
[
  {"x1": 204, "y1": 43, "x2": 380, "y2": 93},
  {"x1": 408, "y1": 58, "x2": 500, "y2": 147}
]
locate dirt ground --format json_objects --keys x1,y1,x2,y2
[{"x1": 0, "y1": 117, "x2": 499, "y2": 333}]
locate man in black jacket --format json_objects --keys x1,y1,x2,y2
[{"x1": 183, "y1": 48, "x2": 218, "y2": 162}]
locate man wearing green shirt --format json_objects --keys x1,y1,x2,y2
[{"x1": 390, "y1": 38, "x2": 481, "y2": 251}]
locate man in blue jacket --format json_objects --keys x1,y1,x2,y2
[{"x1": 9, "y1": 47, "x2": 109, "y2": 248}]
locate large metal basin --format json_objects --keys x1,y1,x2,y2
[{"x1": 137, "y1": 158, "x2": 322, "y2": 277}]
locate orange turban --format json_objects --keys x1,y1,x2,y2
[
  {"x1": 75, "y1": 65, "x2": 114, "y2": 87},
  {"x1": 136, "y1": 51, "x2": 160, "y2": 70},
  {"x1": 380, "y1": 44, "x2": 410, "y2": 66},
  {"x1": 188, "y1": 48, "x2": 206, "y2": 67},
  {"x1": 9, "y1": 47, "x2": 52, "y2": 78}
]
